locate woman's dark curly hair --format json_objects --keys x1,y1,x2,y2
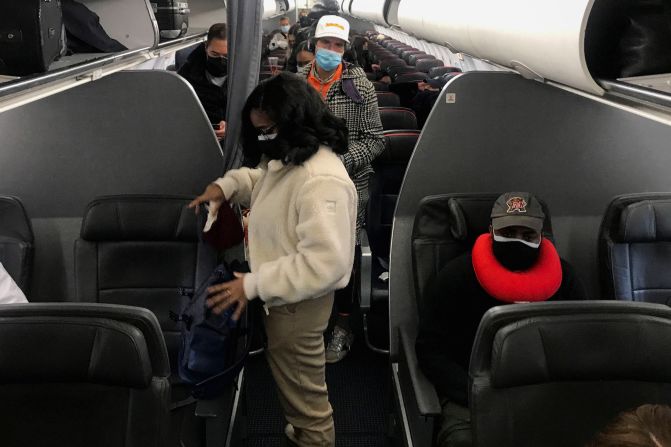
[{"x1": 241, "y1": 72, "x2": 348, "y2": 166}]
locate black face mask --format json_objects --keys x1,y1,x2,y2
[
  {"x1": 492, "y1": 240, "x2": 540, "y2": 271},
  {"x1": 206, "y1": 56, "x2": 228, "y2": 77}
]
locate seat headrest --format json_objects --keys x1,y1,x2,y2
[
  {"x1": 490, "y1": 313, "x2": 671, "y2": 387},
  {"x1": 379, "y1": 107, "x2": 418, "y2": 130},
  {"x1": 0, "y1": 196, "x2": 33, "y2": 242},
  {"x1": 377, "y1": 131, "x2": 420, "y2": 165},
  {"x1": 81, "y1": 195, "x2": 197, "y2": 241},
  {"x1": 0, "y1": 316, "x2": 153, "y2": 387},
  {"x1": 617, "y1": 199, "x2": 671, "y2": 242},
  {"x1": 0, "y1": 303, "x2": 171, "y2": 377}
]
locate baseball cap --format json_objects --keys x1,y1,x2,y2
[
  {"x1": 490, "y1": 192, "x2": 544, "y2": 233},
  {"x1": 314, "y1": 15, "x2": 350, "y2": 43}
]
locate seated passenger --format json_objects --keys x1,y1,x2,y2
[
  {"x1": 178, "y1": 23, "x2": 228, "y2": 142},
  {"x1": 267, "y1": 17, "x2": 291, "y2": 53},
  {"x1": 410, "y1": 73, "x2": 457, "y2": 128},
  {"x1": 586, "y1": 404, "x2": 671, "y2": 447},
  {"x1": 416, "y1": 192, "x2": 586, "y2": 447},
  {"x1": 0, "y1": 262, "x2": 27, "y2": 304},
  {"x1": 294, "y1": 41, "x2": 315, "y2": 70}
]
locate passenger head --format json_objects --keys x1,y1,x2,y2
[
  {"x1": 241, "y1": 72, "x2": 348, "y2": 165},
  {"x1": 287, "y1": 23, "x2": 300, "y2": 47},
  {"x1": 489, "y1": 192, "x2": 545, "y2": 271},
  {"x1": 205, "y1": 23, "x2": 228, "y2": 77},
  {"x1": 295, "y1": 41, "x2": 315, "y2": 68},
  {"x1": 279, "y1": 16, "x2": 290, "y2": 34},
  {"x1": 586, "y1": 404, "x2": 671, "y2": 447},
  {"x1": 313, "y1": 15, "x2": 350, "y2": 72}
]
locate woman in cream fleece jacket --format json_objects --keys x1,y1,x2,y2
[{"x1": 189, "y1": 72, "x2": 356, "y2": 447}]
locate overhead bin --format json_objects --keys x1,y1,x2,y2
[
  {"x1": 397, "y1": 0, "x2": 604, "y2": 95},
  {"x1": 79, "y1": 0, "x2": 158, "y2": 50},
  {"x1": 349, "y1": 0, "x2": 386, "y2": 25}
]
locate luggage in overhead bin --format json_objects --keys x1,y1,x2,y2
[
  {"x1": 152, "y1": 0, "x2": 190, "y2": 40},
  {"x1": 0, "y1": 0, "x2": 65, "y2": 76}
]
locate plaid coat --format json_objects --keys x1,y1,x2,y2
[{"x1": 300, "y1": 61, "x2": 385, "y2": 235}]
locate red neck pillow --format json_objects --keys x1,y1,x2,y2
[{"x1": 471, "y1": 234, "x2": 562, "y2": 303}]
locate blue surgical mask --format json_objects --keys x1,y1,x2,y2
[
  {"x1": 280, "y1": 25, "x2": 290, "y2": 34},
  {"x1": 315, "y1": 48, "x2": 342, "y2": 72}
]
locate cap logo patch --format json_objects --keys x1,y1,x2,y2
[
  {"x1": 506, "y1": 197, "x2": 527, "y2": 213},
  {"x1": 325, "y1": 23, "x2": 345, "y2": 30}
]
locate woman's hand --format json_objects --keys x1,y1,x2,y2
[
  {"x1": 206, "y1": 272, "x2": 248, "y2": 320},
  {"x1": 215, "y1": 120, "x2": 227, "y2": 141},
  {"x1": 188, "y1": 183, "x2": 225, "y2": 214}
]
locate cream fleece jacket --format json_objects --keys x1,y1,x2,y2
[{"x1": 210, "y1": 146, "x2": 357, "y2": 308}]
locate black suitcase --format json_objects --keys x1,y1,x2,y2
[
  {"x1": 0, "y1": 0, "x2": 64, "y2": 76},
  {"x1": 151, "y1": 1, "x2": 190, "y2": 40}
]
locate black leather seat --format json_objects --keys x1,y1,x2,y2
[
  {"x1": 379, "y1": 107, "x2": 418, "y2": 130},
  {"x1": 393, "y1": 72, "x2": 427, "y2": 84},
  {"x1": 376, "y1": 91, "x2": 401, "y2": 107},
  {"x1": 408, "y1": 53, "x2": 436, "y2": 66},
  {"x1": 428, "y1": 66, "x2": 462, "y2": 78},
  {"x1": 372, "y1": 81, "x2": 389, "y2": 92},
  {"x1": 361, "y1": 130, "x2": 420, "y2": 352},
  {"x1": 599, "y1": 193, "x2": 671, "y2": 303},
  {"x1": 401, "y1": 50, "x2": 425, "y2": 62},
  {"x1": 395, "y1": 193, "x2": 553, "y2": 447},
  {"x1": 471, "y1": 301, "x2": 671, "y2": 447},
  {"x1": 74, "y1": 195, "x2": 217, "y2": 370},
  {"x1": 380, "y1": 58, "x2": 406, "y2": 72},
  {"x1": 415, "y1": 59, "x2": 444, "y2": 73},
  {"x1": 0, "y1": 303, "x2": 171, "y2": 447},
  {"x1": 0, "y1": 196, "x2": 33, "y2": 294},
  {"x1": 388, "y1": 65, "x2": 418, "y2": 79}
]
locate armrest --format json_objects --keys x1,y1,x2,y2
[
  {"x1": 398, "y1": 324, "x2": 441, "y2": 417},
  {"x1": 359, "y1": 229, "x2": 373, "y2": 313}
]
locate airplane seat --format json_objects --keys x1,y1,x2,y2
[
  {"x1": 376, "y1": 91, "x2": 401, "y2": 107},
  {"x1": 393, "y1": 72, "x2": 427, "y2": 84},
  {"x1": 388, "y1": 65, "x2": 419, "y2": 79},
  {"x1": 372, "y1": 81, "x2": 390, "y2": 92},
  {"x1": 391, "y1": 45, "x2": 414, "y2": 56},
  {"x1": 380, "y1": 58, "x2": 406, "y2": 72},
  {"x1": 0, "y1": 303, "x2": 170, "y2": 447},
  {"x1": 470, "y1": 301, "x2": 671, "y2": 447},
  {"x1": 366, "y1": 72, "x2": 377, "y2": 81},
  {"x1": 74, "y1": 195, "x2": 218, "y2": 372},
  {"x1": 408, "y1": 54, "x2": 437, "y2": 66},
  {"x1": 416, "y1": 59, "x2": 445, "y2": 73},
  {"x1": 401, "y1": 50, "x2": 424, "y2": 62},
  {"x1": 379, "y1": 107, "x2": 419, "y2": 131},
  {"x1": 360, "y1": 130, "x2": 421, "y2": 353},
  {"x1": 599, "y1": 193, "x2": 671, "y2": 304},
  {"x1": 0, "y1": 196, "x2": 34, "y2": 293},
  {"x1": 428, "y1": 66, "x2": 463, "y2": 78}
]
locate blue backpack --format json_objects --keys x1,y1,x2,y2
[{"x1": 171, "y1": 262, "x2": 250, "y2": 399}]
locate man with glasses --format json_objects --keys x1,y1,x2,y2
[
  {"x1": 299, "y1": 14, "x2": 385, "y2": 363},
  {"x1": 179, "y1": 23, "x2": 229, "y2": 142}
]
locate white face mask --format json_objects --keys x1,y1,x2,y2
[
  {"x1": 493, "y1": 233, "x2": 541, "y2": 249},
  {"x1": 257, "y1": 133, "x2": 278, "y2": 141}
]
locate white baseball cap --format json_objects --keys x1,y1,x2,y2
[{"x1": 314, "y1": 15, "x2": 350, "y2": 43}]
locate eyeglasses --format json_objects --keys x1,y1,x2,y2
[{"x1": 255, "y1": 124, "x2": 277, "y2": 139}]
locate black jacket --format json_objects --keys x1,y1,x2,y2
[
  {"x1": 415, "y1": 251, "x2": 586, "y2": 406},
  {"x1": 178, "y1": 43, "x2": 227, "y2": 124}
]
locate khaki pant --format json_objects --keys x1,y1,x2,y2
[{"x1": 264, "y1": 293, "x2": 335, "y2": 447}]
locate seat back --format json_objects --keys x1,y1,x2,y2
[
  {"x1": 599, "y1": 193, "x2": 671, "y2": 303},
  {"x1": 428, "y1": 66, "x2": 462, "y2": 78},
  {"x1": 415, "y1": 59, "x2": 444, "y2": 73},
  {"x1": 408, "y1": 54, "x2": 436, "y2": 66},
  {"x1": 0, "y1": 196, "x2": 34, "y2": 292},
  {"x1": 376, "y1": 91, "x2": 401, "y2": 107},
  {"x1": 75, "y1": 195, "x2": 218, "y2": 370},
  {"x1": 372, "y1": 81, "x2": 389, "y2": 92},
  {"x1": 379, "y1": 107, "x2": 418, "y2": 130},
  {"x1": 411, "y1": 193, "x2": 553, "y2": 315},
  {"x1": 393, "y1": 72, "x2": 427, "y2": 84},
  {"x1": 0, "y1": 303, "x2": 171, "y2": 447},
  {"x1": 401, "y1": 50, "x2": 425, "y2": 62},
  {"x1": 368, "y1": 130, "x2": 420, "y2": 261},
  {"x1": 470, "y1": 301, "x2": 671, "y2": 447}
]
